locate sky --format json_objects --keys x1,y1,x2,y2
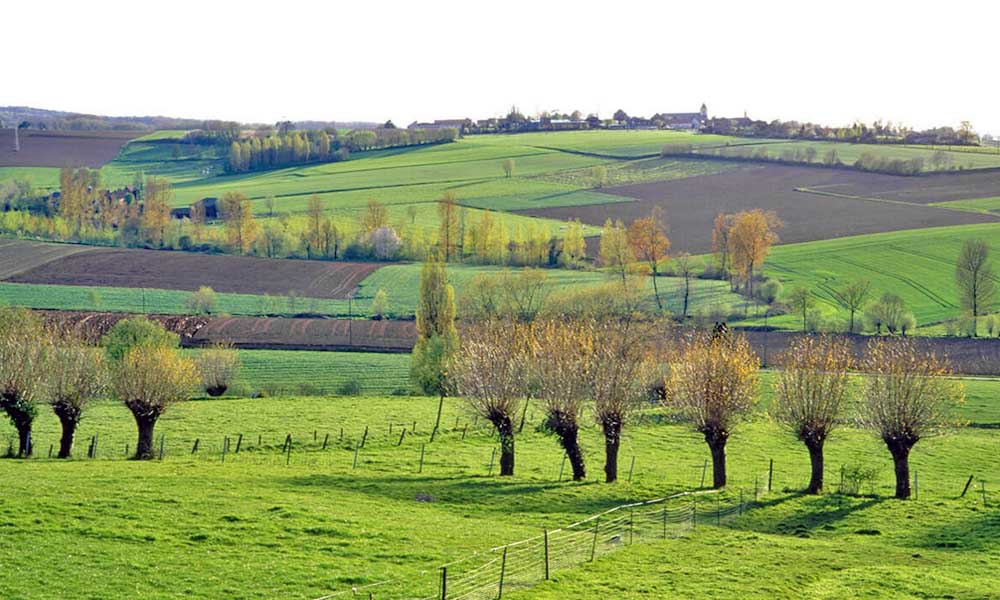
[{"x1": 6, "y1": 0, "x2": 1000, "y2": 134}]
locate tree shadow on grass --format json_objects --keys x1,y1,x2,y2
[
  {"x1": 281, "y1": 472, "x2": 643, "y2": 518},
  {"x1": 907, "y1": 505, "x2": 1000, "y2": 552},
  {"x1": 738, "y1": 492, "x2": 885, "y2": 539}
]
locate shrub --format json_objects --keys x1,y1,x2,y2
[
  {"x1": 370, "y1": 227, "x2": 401, "y2": 260},
  {"x1": 185, "y1": 286, "x2": 218, "y2": 315},
  {"x1": 102, "y1": 317, "x2": 179, "y2": 362},
  {"x1": 336, "y1": 379, "x2": 362, "y2": 396},
  {"x1": 839, "y1": 464, "x2": 880, "y2": 496},
  {"x1": 371, "y1": 289, "x2": 389, "y2": 320},
  {"x1": 196, "y1": 343, "x2": 240, "y2": 397}
]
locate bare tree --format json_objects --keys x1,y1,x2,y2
[
  {"x1": 501, "y1": 159, "x2": 515, "y2": 178},
  {"x1": 673, "y1": 253, "x2": 695, "y2": 319},
  {"x1": 196, "y1": 343, "x2": 241, "y2": 397},
  {"x1": 787, "y1": 286, "x2": 814, "y2": 332},
  {"x1": 112, "y1": 346, "x2": 196, "y2": 460},
  {"x1": 453, "y1": 320, "x2": 529, "y2": 476},
  {"x1": 588, "y1": 317, "x2": 657, "y2": 483},
  {"x1": 533, "y1": 320, "x2": 592, "y2": 480},
  {"x1": 48, "y1": 336, "x2": 107, "y2": 458},
  {"x1": 771, "y1": 336, "x2": 852, "y2": 494},
  {"x1": 832, "y1": 279, "x2": 872, "y2": 333},
  {"x1": 0, "y1": 308, "x2": 50, "y2": 457},
  {"x1": 857, "y1": 338, "x2": 963, "y2": 499},
  {"x1": 668, "y1": 329, "x2": 759, "y2": 488},
  {"x1": 955, "y1": 239, "x2": 995, "y2": 336}
]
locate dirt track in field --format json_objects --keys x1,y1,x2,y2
[
  {"x1": 517, "y1": 165, "x2": 1000, "y2": 253},
  {"x1": 0, "y1": 129, "x2": 142, "y2": 168},
  {"x1": 5, "y1": 245, "x2": 382, "y2": 298}
]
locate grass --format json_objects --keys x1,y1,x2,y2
[
  {"x1": 0, "y1": 166, "x2": 61, "y2": 191},
  {"x1": 219, "y1": 349, "x2": 411, "y2": 396},
  {"x1": 755, "y1": 222, "x2": 1000, "y2": 330},
  {"x1": 0, "y1": 371, "x2": 996, "y2": 599},
  {"x1": 931, "y1": 196, "x2": 1000, "y2": 214},
  {"x1": 0, "y1": 265, "x2": 747, "y2": 321}
]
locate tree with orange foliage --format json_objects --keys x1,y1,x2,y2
[
  {"x1": 728, "y1": 209, "x2": 782, "y2": 297},
  {"x1": 627, "y1": 207, "x2": 671, "y2": 310}
]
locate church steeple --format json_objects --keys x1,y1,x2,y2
[{"x1": 700, "y1": 103, "x2": 708, "y2": 118}]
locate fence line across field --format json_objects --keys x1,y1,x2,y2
[{"x1": 311, "y1": 485, "x2": 766, "y2": 600}]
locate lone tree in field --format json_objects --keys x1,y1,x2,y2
[
  {"x1": 669, "y1": 329, "x2": 759, "y2": 488},
  {"x1": 771, "y1": 336, "x2": 852, "y2": 494},
  {"x1": 0, "y1": 308, "x2": 49, "y2": 457},
  {"x1": 858, "y1": 339, "x2": 963, "y2": 499},
  {"x1": 196, "y1": 343, "x2": 241, "y2": 397},
  {"x1": 454, "y1": 319, "x2": 528, "y2": 476},
  {"x1": 673, "y1": 253, "x2": 696, "y2": 319},
  {"x1": 113, "y1": 346, "x2": 196, "y2": 460},
  {"x1": 955, "y1": 238, "x2": 995, "y2": 336},
  {"x1": 502, "y1": 158, "x2": 515, "y2": 178},
  {"x1": 728, "y1": 209, "x2": 782, "y2": 297},
  {"x1": 599, "y1": 219, "x2": 634, "y2": 286},
  {"x1": 588, "y1": 317, "x2": 656, "y2": 483},
  {"x1": 533, "y1": 320, "x2": 592, "y2": 480},
  {"x1": 410, "y1": 255, "x2": 460, "y2": 438},
  {"x1": 48, "y1": 336, "x2": 107, "y2": 458},
  {"x1": 833, "y1": 279, "x2": 872, "y2": 333},
  {"x1": 787, "y1": 286, "x2": 814, "y2": 332},
  {"x1": 185, "y1": 286, "x2": 218, "y2": 315},
  {"x1": 628, "y1": 207, "x2": 671, "y2": 311}
]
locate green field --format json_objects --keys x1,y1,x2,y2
[
  {"x1": 0, "y1": 264, "x2": 748, "y2": 321},
  {"x1": 931, "y1": 196, "x2": 1000, "y2": 214},
  {"x1": 1, "y1": 373, "x2": 996, "y2": 599},
  {"x1": 221, "y1": 349, "x2": 411, "y2": 396},
  {"x1": 756, "y1": 223, "x2": 1000, "y2": 331}
]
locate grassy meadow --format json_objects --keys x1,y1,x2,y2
[
  {"x1": 0, "y1": 372, "x2": 997, "y2": 599},
  {"x1": 757, "y1": 223, "x2": 1000, "y2": 331}
]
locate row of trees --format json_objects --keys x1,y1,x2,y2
[
  {"x1": 0, "y1": 310, "x2": 240, "y2": 460},
  {"x1": 224, "y1": 127, "x2": 458, "y2": 174},
  {"x1": 703, "y1": 117, "x2": 980, "y2": 147},
  {"x1": 408, "y1": 257, "x2": 960, "y2": 499}
]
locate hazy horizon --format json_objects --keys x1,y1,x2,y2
[{"x1": 7, "y1": 1, "x2": 1000, "y2": 134}]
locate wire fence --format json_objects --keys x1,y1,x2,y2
[{"x1": 311, "y1": 485, "x2": 765, "y2": 600}]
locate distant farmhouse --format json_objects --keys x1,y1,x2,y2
[{"x1": 411, "y1": 104, "x2": 720, "y2": 135}]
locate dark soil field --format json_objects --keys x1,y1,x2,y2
[
  {"x1": 5, "y1": 245, "x2": 382, "y2": 298},
  {"x1": 811, "y1": 168, "x2": 1000, "y2": 203},
  {"x1": 0, "y1": 129, "x2": 142, "y2": 168},
  {"x1": 192, "y1": 316, "x2": 416, "y2": 352},
  {"x1": 0, "y1": 239, "x2": 99, "y2": 278},
  {"x1": 519, "y1": 165, "x2": 1000, "y2": 253}
]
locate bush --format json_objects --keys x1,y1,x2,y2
[
  {"x1": 102, "y1": 317, "x2": 179, "y2": 362},
  {"x1": 185, "y1": 286, "x2": 218, "y2": 315},
  {"x1": 839, "y1": 464, "x2": 880, "y2": 496},
  {"x1": 336, "y1": 379, "x2": 362, "y2": 396},
  {"x1": 371, "y1": 289, "x2": 389, "y2": 320},
  {"x1": 196, "y1": 343, "x2": 240, "y2": 397}
]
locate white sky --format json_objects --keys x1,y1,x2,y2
[{"x1": 6, "y1": 0, "x2": 999, "y2": 134}]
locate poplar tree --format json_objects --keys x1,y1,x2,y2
[{"x1": 411, "y1": 255, "x2": 460, "y2": 437}]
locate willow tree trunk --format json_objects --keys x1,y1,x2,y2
[
  {"x1": 886, "y1": 438, "x2": 914, "y2": 499},
  {"x1": 703, "y1": 427, "x2": 728, "y2": 489},
  {"x1": 15, "y1": 422, "x2": 32, "y2": 458},
  {"x1": 53, "y1": 404, "x2": 82, "y2": 459},
  {"x1": 805, "y1": 438, "x2": 825, "y2": 494},
  {"x1": 557, "y1": 421, "x2": 586, "y2": 481},
  {"x1": 2, "y1": 393, "x2": 35, "y2": 458},
  {"x1": 494, "y1": 415, "x2": 515, "y2": 476},
  {"x1": 133, "y1": 413, "x2": 159, "y2": 460},
  {"x1": 602, "y1": 419, "x2": 622, "y2": 483}
]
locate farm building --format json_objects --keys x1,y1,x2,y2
[
  {"x1": 408, "y1": 119, "x2": 470, "y2": 132},
  {"x1": 171, "y1": 197, "x2": 218, "y2": 221},
  {"x1": 653, "y1": 104, "x2": 709, "y2": 130}
]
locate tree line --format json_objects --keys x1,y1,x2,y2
[
  {"x1": 408, "y1": 257, "x2": 961, "y2": 499},
  {"x1": 704, "y1": 117, "x2": 980, "y2": 147},
  {"x1": 224, "y1": 127, "x2": 457, "y2": 174},
  {"x1": 0, "y1": 309, "x2": 240, "y2": 460}
]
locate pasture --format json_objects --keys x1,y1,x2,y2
[
  {"x1": 760, "y1": 222, "x2": 1000, "y2": 330},
  {"x1": 0, "y1": 375, "x2": 997, "y2": 599}
]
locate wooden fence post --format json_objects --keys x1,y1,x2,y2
[
  {"x1": 628, "y1": 456, "x2": 636, "y2": 483},
  {"x1": 700, "y1": 459, "x2": 708, "y2": 488},
  {"x1": 768, "y1": 458, "x2": 774, "y2": 492},
  {"x1": 361, "y1": 426, "x2": 368, "y2": 449},
  {"x1": 498, "y1": 546, "x2": 508, "y2": 597},
  {"x1": 591, "y1": 518, "x2": 600, "y2": 561},
  {"x1": 322, "y1": 433, "x2": 329, "y2": 450},
  {"x1": 397, "y1": 428, "x2": 406, "y2": 446},
  {"x1": 235, "y1": 434, "x2": 243, "y2": 454},
  {"x1": 192, "y1": 438, "x2": 199, "y2": 454},
  {"x1": 440, "y1": 566, "x2": 447, "y2": 600},
  {"x1": 662, "y1": 505, "x2": 668, "y2": 539},
  {"x1": 488, "y1": 448, "x2": 496, "y2": 475},
  {"x1": 961, "y1": 474, "x2": 975, "y2": 497},
  {"x1": 543, "y1": 528, "x2": 550, "y2": 580}
]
